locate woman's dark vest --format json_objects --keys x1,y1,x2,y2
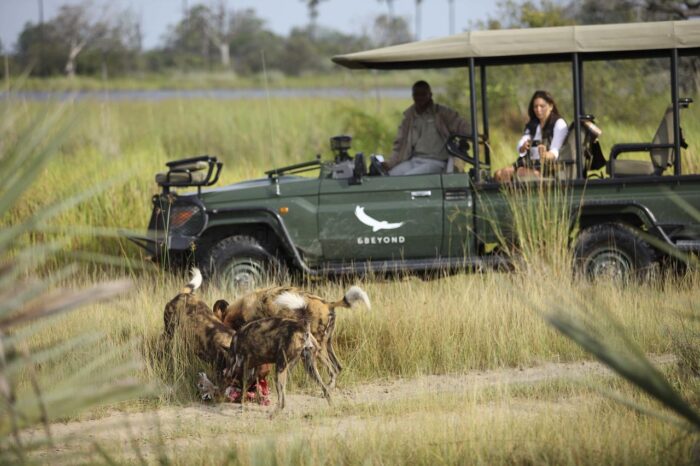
[
  {"x1": 516, "y1": 116, "x2": 557, "y2": 170},
  {"x1": 524, "y1": 117, "x2": 556, "y2": 149}
]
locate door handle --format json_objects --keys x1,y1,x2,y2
[{"x1": 411, "y1": 190, "x2": 432, "y2": 199}]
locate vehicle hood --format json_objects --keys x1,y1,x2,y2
[{"x1": 190, "y1": 175, "x2": 319, "y2": 205}]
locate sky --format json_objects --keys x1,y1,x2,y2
[{"x1": 0, "y1": 0, "x2": 500, "y2": 52}]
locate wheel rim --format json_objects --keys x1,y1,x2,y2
[
  {"x1": 585, "y1": 249, "x2": 632, "y2": 281},
  {"x1": 221, "y1": 258, "x2": 267, "y2": 291}
]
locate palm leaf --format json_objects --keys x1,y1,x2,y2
[{"x1": 546, "y1": 305, "x2": 700, "y2": 430}]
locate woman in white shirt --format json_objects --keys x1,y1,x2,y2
[{"x1": 494, "y1": 90, "x2": 568, "y2": 182}]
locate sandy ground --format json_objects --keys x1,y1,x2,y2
[{"x1": 21, "y1": 354, "x2": 675, "y2": 463}]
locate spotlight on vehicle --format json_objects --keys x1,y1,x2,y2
[{"x1": 330, "y1": 135, "x2": 352, "y2": 162}]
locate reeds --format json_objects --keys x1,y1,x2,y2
[
  {"x1": 0, "y1": 94, "x2": 698, "y2": 463},
  {"x1": 0, "y1": 99, "x2": 151, "y2": 463}
]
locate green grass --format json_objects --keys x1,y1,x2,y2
[
  {"x1": 9, "y1": 69, "x2": 452, "y2": 92},
  {"x1": 2, "y1": 95, "x2": 699, "y2": 464},
  {"x1": 3, "y1": 96, "x2": 698, "y2": 260},
  {"x1": 23, "y1": 367, "x2": 696, "y2": 465}
]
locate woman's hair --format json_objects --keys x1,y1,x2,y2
[{"x1": 527, "y1": 90, "x2": 562, "y2": 126}]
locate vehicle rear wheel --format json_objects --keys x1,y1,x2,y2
[
  {"x1": 206, "y1": 235, "x2": 287, "y2": 292},
  {"x1": 573, "y1": 223, "x2": 657, "y2": 282}
]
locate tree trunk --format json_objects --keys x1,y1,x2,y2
[
  {"x1": 65, "y1": 40, "x2": 85, "y2": 78},
  {"x1": 219, "y1": 43, "x2": 230, "y2": 67}
]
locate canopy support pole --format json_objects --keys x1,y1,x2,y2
[
  {"x1": 671, "y1": 48, "x2": 681, "y2": 176},
  {"x1": 469, "y1": 58, "x2": 480, "y2": 181},
  {"x1": 572, "y1": 53, "x2": 583, "y2": 179},
  {"x1": 480, "y1": 65, "x2": 490, "y2": 169}
]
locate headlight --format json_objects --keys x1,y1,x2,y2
[
  {"x1": 169, "y1": 205, "x2": 205, "y2": 235},
  {"x1": 149, "y1": 196, "x2": 206, "y2": 236}
]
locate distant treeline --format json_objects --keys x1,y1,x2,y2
[{"x1": 1, "y1": 0, "x2": 698, "y2": 79}]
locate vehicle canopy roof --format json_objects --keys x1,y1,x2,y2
[{"x1": 332, "y1": 20, "x2": 700, "y2": 69}]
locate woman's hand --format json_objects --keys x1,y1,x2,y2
[
  {"x1": 519, "y1": 139, "x2": 531, "y2": 154},
  {"x1": 538, "y1": 144, "x2": 555, "y2": 161}
]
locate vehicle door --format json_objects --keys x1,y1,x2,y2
[
  {"x1": 441, "y1": 172, "x2": 476, "y2": 258},
  {"x1": 318, "y1": 173, "x2": 443, "y2": 261}
]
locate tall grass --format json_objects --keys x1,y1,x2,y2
[
  {"x1": 2, "y1": 94, "x2": 699, "y2": 463},
  {"x1": 15, "y1": 69, "x2": 452, "y2": 92},
  {"x1": 0, "y1": 100, "x2": 153, "y2": 463},
  {"x1": 2, "y1": 96, "x2": 698, "y2": 264}
]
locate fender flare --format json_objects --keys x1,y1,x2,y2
[
  {"x1": 203, "y1": 206, "x2": 316, "y2": 275},
  {"x1": 570, "y1": 200, "x2": 674, "y2": 246}
]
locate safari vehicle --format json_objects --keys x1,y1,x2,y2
[{"x1": 129, "y1": 21, "x2": 700, "y2": 289}]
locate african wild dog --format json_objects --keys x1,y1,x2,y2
[
  {"x1": 219, "y1": 286, "x2": 370, "y2": 388},
  {"x1": 229, "y1": 317, "x2": 331, "y2": 410},
  {"x1": 163, "y1": 268, "x2": 235, "y2": 374}
]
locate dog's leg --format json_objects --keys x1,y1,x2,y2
[
  {"x1": 326, "y1": 340, "x2": 342, "y2": 389},
  {"x1": 325, "y1": 315, "x2": 342, "y2": 388},
  {"x1": 275, "y1": 363, "x2": 287, "y2": 411},
  {"x1": 315, "y1": 345, "x2": 338, "y2": 388},
  {"x1": 240, "y1": 358, "x2": 249, "y2": 409},
  {"x1": 303, "y1": 348, "x2": 332, "y2": 405}
]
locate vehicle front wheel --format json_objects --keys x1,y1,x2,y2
[
  {"x1": 573, "y1": 223, "x2": 657, "y2": 282},
  {"x1": 206, "y1": 235, "x2": 287, "y2": 292}
]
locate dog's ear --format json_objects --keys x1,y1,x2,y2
[{"x1": 213, "y1": 299, "x2": 229, "y2": 320}]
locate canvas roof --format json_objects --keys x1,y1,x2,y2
[{"x1": 332, "y1": 20, "x2": 700, "y2": 69}]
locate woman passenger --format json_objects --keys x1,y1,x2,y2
[{"x1": 494, "y1": 90, "x2": 568, "y2": 182}]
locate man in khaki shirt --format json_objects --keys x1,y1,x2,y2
[{"x1": 383, "y1": 81, "x2": 469, "y2": 176}]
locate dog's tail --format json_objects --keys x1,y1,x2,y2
[
  {"x1": 330, "y1": 286, "x2": 371, "y2": 310},
  {"x1": 274, "y1": 291, "x2": 307, "y2": 310},
  {"x1": 181, "y1": 267, "x2": 203, "y2": 294}
]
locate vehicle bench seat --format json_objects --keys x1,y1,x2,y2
[{"x1": 155, "y1": 160, "x2": 210, "y2": 185}]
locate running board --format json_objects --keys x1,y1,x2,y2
[
  {"x1": 675, "y1": 240, "x2": 700, "y2": 252},
  {"x1": 311, "y1": 256, "x2": 510, "y2": 276}
]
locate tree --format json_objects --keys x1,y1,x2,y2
[
  {"x1": 163, "y1": 4, "x2": 217, "y2": 70},
  {"x1": 573, "y1": 0, "x2": 642, "y2": 24},
  {"x1": 203, "y1": 1, "x2": 232, "y2": 68},
  {"x1": 645, "y1": 0, "x2": 700, "y2": 19},
  {"x1": 227, "y1": 8, "x2": 284, "y2": 74},
  {"x1": 378, "y1": 0, "x2": 396, "y2": 19},
  {"x1": 487, "y1": 0, "x2": 576, "y2": 29},
  {"x1": 15, "y1": 2, "x2": 138, "y2": 77},
  {"x1": 372, "y1": 14, "x2": 413, "y2": 46},
  {"x1": 301, "y1": 0, "x2": 328, "y2": 38},
  {"x1": 50, "y1": 2, "x2": 111, "y2": 77},
  {"x1": 279, "y1": 28, "x2": 321, "y2": 75}
]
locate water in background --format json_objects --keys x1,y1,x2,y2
[{"x1": 5, "y1": 87, "x2": 410, "y2": 102}]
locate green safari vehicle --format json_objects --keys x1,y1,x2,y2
[{"x1": 128, "y1": 20, "x2": 700, "y2": 289}]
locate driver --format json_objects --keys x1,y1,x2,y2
[{"x1": 382, "y1": 80, "x2": 469, "y2": 176}]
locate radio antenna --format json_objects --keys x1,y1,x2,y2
[{"x1": 261, "y1": 49, "x2": 276, "y2": 166}]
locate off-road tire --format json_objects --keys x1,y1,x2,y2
[
  {"x1": 573, "y1": 223, "x2": 657, "y2": 282},
  {"x1": 206, "y1": 235, "x2": 287, "y2": 292}
]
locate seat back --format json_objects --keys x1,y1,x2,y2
[
  {"x1": 555, "y1": 118, "x2": 603, "y2": 180},
  {"x1": 555, "y1": 123, "x2": 577, "y2": 180},
  {"x1": 650, "y1": 105, "x2": 674, "y2": 172}
]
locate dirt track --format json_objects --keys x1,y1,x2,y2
[{"x1": 25, "y1": 354, "x2": 675, "y2": 462}]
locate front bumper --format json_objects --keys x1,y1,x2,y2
[{"x1": 125, "y1": 230, "x2": 197, "y2": 263}]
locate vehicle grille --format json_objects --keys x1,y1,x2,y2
[{"x1": 148, "y1": 195, "x2": 206, "y2": 236}]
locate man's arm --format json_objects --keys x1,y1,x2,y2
[
  {"x1": 444, "y1": 106, "x2": 469, "y2": 135},
  {"x1": 386, "y1": 114, "x2": 410, "y2": 169}
]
